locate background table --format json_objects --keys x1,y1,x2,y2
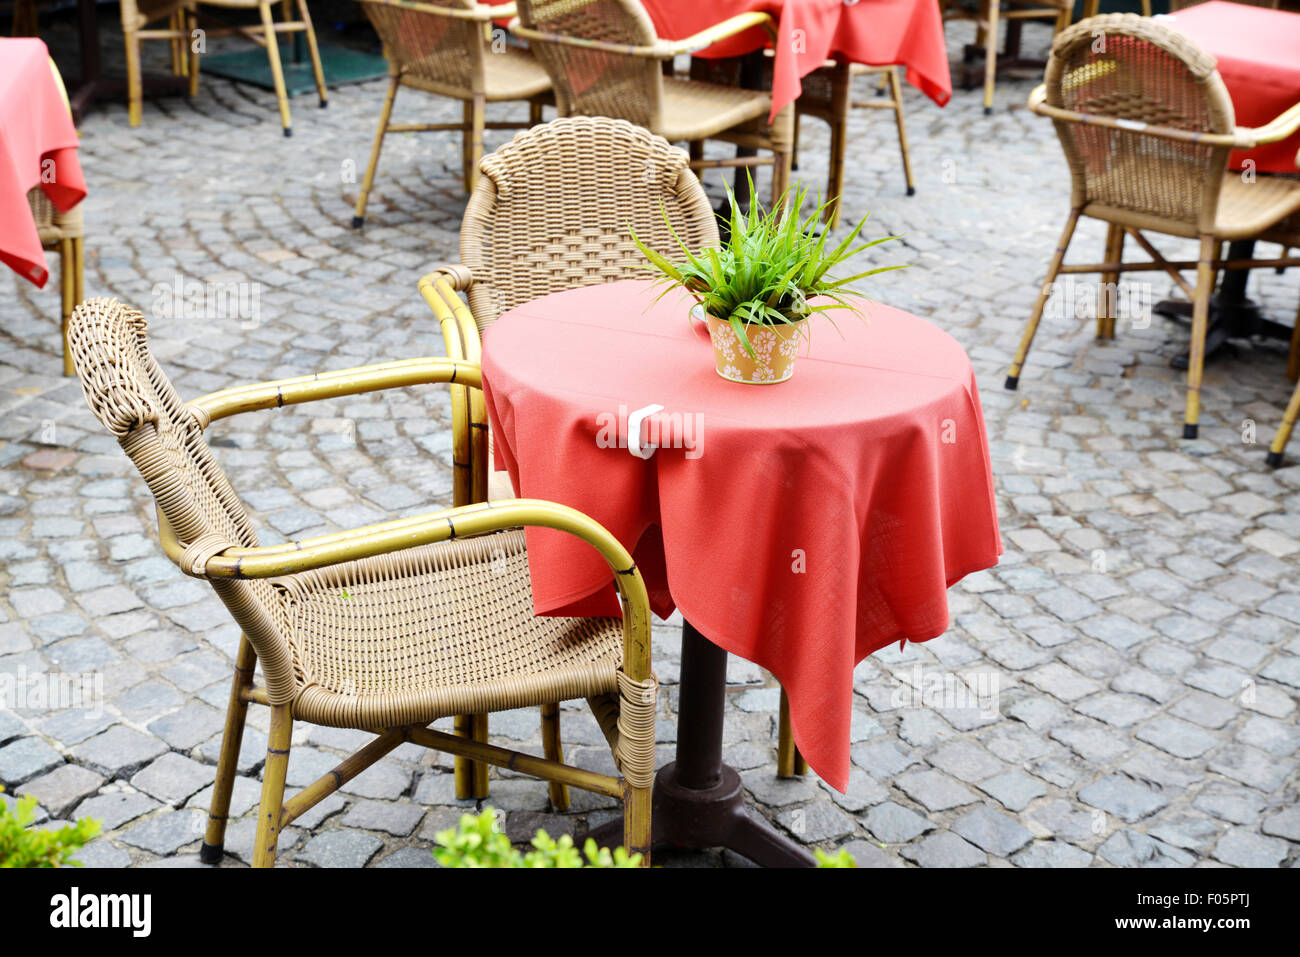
[
  {"x1": 0, "y1": 38, "x2": 87, "y2": 288},
  {"x1": 482, "y1": 279, "x2": 1002, "y2": 816}
]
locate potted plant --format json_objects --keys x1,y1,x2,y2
[{"x1": 633, "y1": 176, "x2": 905, "y2": 384}]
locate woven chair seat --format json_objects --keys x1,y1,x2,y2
[
  {"x1": 399, "y1": 46, "x2": 552, "y2": 102},
  {"x1": 1083, "y1": 158, "x2": 1300, "y2": 239},
  {"x1": 656, "y1": 76, "x2": 770, "y2": 141},
  {"x1": 28, "y1": 188, "x2": 83, "y2": 244},
  {"x1": 283, "y1": 528, "x2": 622, "y2": 728}
]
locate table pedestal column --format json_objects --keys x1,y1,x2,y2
[{"x1": 588, "y1": 621, "x2": 816, "y2": 867}]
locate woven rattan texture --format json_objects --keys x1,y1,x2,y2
[
  {"x1": 1046, "y1": 14, "x2": 1235, "y2": 233},
  {"x1": 361, "y1": 0, "x2": 488, "y2": 97},
  {"x1": 460, "y1": 116, "x2": 720, "y2": 329}
]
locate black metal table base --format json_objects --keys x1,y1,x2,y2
[{"x1": 586, "y1": 621, "x2": 816, "y2": 868}]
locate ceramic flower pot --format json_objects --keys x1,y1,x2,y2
[{"x1": 694, "y1": 305, "x2": 805, "y2": 384}]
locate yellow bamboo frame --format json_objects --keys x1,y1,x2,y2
[{"x1": 163, "y1": 353, "x2": 656, "y2": 865}]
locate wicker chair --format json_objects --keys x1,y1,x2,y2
[
  {"x1": 1004, "y1": 14, "x2": 1300, "y2": 441},
  {"x1": 122, "y1": 0, "x2": 328, "y2": 135},
  {"x1": 66, "y1": 297, "x2": 657, "y2": 866},
  {"x1": 350, "y1": 0, "x2": 553, "y2": 227},
  {"x1": 689, "y1": 56, "x2": 914, "y2": 229},
  {"x1": 509, "y1": 0, "x2": 792, "y2": 206},
  {"x1": 416, "y1": 117, "x2": 716, "y2": 803},
  {"x1": 943, "y1": 0, "x2": 1074, "y2": 115}
]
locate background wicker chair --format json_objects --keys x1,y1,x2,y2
[
  {"x1": 943, "y1": 0, "x2": 1074, "y2": 115},
  {"x1": 66, "y1": 296, "x2": 657, "y2": 866},
  {"x1": 1004, "y1": 14, "x2": 1300, "y2": 441},
  {"x1": 510, "y1": 0, "x2": 792, "y2": 206},
  {"x1": 689, "y1": 56, "x2": 914, "y2": 228},
  {"x1": 122, "y1": 0, "x2": 328, "y2": 134},
  {"x1": 417, "y1": 117, "x2": 718, "y2": 804},
  {"x1": 350, "y1": 0, "x2": 552, "y2": 226}
]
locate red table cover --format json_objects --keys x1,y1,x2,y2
[
  {"x1": 0, "y1": 38, "x2": 86, "y2": 288},
  {"x1": 489, "y1": 0, "x2": 950, "y2": 121},
  {"x1": 1165, "y1": 1, "x2": 1300, "y2": 174},
  {"x1": 481, "y1": 279, "x2": 1002, "y2": 791}
]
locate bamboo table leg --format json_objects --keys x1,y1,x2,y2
[{"x1": 587, "y1": 621, "x2": 816, "y2": 868}]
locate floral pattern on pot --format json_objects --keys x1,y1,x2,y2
[{"x1": 703, "y1": 309, "x2": 803, "y2": 384}]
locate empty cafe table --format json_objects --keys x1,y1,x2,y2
[{"x1": 481, "y1": 279, "x2": 1002, "y2": 865}]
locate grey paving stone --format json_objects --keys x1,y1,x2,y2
[
  {"x1": 187, "y1": 775, "x2": 264, "y2": 820},
  {"x1": 927, "y1": 740, "x2": 1006, "y2": 782},
  {"x1": 1211, "y1": 827, "x2": 1289, "y2": 868},
  {"x1": 505, "y1": 811, "x2": 576, "y2": 844},
  {"x1": 818, "y1": 768, "x2": 889, "y2": 812},
  {"x1": 977, "y1": 770, "x2": 1047, "y2": 812},
  {"x1": 778, "y1": 801, "x2": 855, "y2": 844},
  {"x1": 863, "y1": 802, "x2": 935, "y2": 845},
  {"x1": 950, "y1": 805, "x2": 1034, "y2": 856},
  {"x1": 1078, "y1": 775, "x2": 1168, "y2": 824},
  {"x1": 1260, "y1": 806, "x2": 1300, "y2": 842},
  {"x1": 130, "y1": 752, "x2": 214, "y2": 806},
  {"x1": 1193, "y1": 784, "x2": 1266, "y2": 826},
  {"x1": 901, "y1": 831, "x2": 987, "y2": 868},
  {"x1": 18, "y1": 764, "x2": 106, "y2": 818},
  {"x1": 375, "y1": 846, "x2": 437, "y2": 868},
  {"x1": 740, "y1": 768, "x2": 816, "y2": 807},
  {"x1": 74, "y1": 840, "x2": 133, "y2": 868},
  {"x1": 341, "y1": 800, "x2": 426, "y2": 837},
  {"x1": 147, "y1": 701, "x2": 226, "y2": 751},
  {"x1": 895, "y1": 769, "x2": 981, "y2": 812},
  {"x1": 75, "y1": 790, "x2": 162, "y2": 831},
  {"x1": 836, "y1": 838, "x2": 904, "y2": 868},
  {"x1": 118, "y1": 809, "x2": 206, "y2": 854},
  {"x1": 1097, "y1": 830, "x2": 1194, "y2": 868},
  {"x1": 1135, "y1": 717, "x2": 1219, "y2": 759},
  {"x1": 1148, "y1": 814, "x2": 1224, "y2": 853},
  {"x1": 1011, "y1": 841, "x2": 1093, "y2": 868},
  {"x1": 297, "y1": 829, "x2": 384, "y2": 868},
  {"x1": 72, "y1": 726, "x2": 169, "y2": 778},
  {"x1": 0, "y1": 735, "x2": 64, "y2": 784},
  {"x1": 1207, "y1": 745, "x2": 1290, "y2": 792}
]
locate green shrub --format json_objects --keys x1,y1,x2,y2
[
  {"x1": 433, "y1": 806, "x2": 859, "y2": 868},
  {"x1": 0, "y1": 786, "x2": 100, "y2": 868}
]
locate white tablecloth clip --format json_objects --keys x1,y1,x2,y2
[{"x1": 627, "y1": 403, "x2": 664, "y2": 460}]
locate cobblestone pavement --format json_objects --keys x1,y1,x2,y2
[{"x1": 1, "y1": 19, "x2": 1298, "y2": 869}]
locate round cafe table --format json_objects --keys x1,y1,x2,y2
[{"x1": 481, "y1": 279, "x2": 1002, "y2": 866}]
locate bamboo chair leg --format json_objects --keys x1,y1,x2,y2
[
  {"x1": 540, "y1": 702, "x2": 569, "y2": 811},
  {"x1": 466, "y1": 94, "x2": 486, "y2": 194},
  {"x1": 295, "y1": 0, "x2": 328, "y2": 107},
  {"x1": 252, "y1": 702, "x2": 292, "y2": 868},
  {"x1": 352, "y1": 74, "x2": 399, "y2": 228},
  {"x1": 1182, "y1": 234, "x2": 1217, "y2": 441},
  {"x1": 461, "y1": 100, "x2": 473, "y2": 190},
  {"x1": 201, "y1": 634, "x2": 256, "y2": 864},
  {"x1": 887, "y1": 67, "x2": 916, "y2": 197},
  {"x1": 790, "y1": 111, "x2": 800, "y2": 171},
  {"x1": 529, "y1": 99, "x2": 543, "y2": 125},
  {"x1": 453, "y1": 714, "x2": 474, "y2": 799},
  {"x1": 982, "y1": 0, "x2": 998, "y2": 115},
  {"x1": 71, "y1": 234, "x2": 84, "y2": 308},
  {"x1": 1141, "y1": 0, "x2": 1151, "y2": 17},
  {"x1": 58, "y1": 238, "x2": 74, "y2": 377},
  {"x1": 1097, "y1": 223, "x2": 1121, "y2": 340},
  {"x1": 187, "y1": 9, "x2": 201, "y2": 98},
  {"x1": 822, "y1": 63, "x2": 850, "y2": 229},
  {"x1": 169, "y1": 13, "x2": 181, "y2": 75},
  {"x1": 688, "y1": 140, "x2": 703, "y2": 164},
  {"x1": 1083, "y1": 0, "x2": 1098, "y2": 18},
  {"x1": 259, "y1": 1, "x2": 293, "y2": 136},
  {"x1": 1287, "y1": 299, "x2": 1300, "y2": 384},
  {"x1": 1006, "y1": 207, "x2": 1081, "y2": 389},
  {"x1": 624, "y1": 782, "x2": 652, "y2": 867},
  {"x1": 125, "y1": 29, "x2": 144, "y2": 127},
  {"x1": 1266, "y1": 375, "x2": 1300, "y2": 468},
  {"x1": 471, "y1": 712, "x2": 490, "y2": 798},
  {"x1": 776, "y1": 688, "x2": 807, "y2": 777}
]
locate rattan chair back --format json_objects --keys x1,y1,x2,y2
[
  {"x1": 459, "y1": 116, "x2": 720, "y2": 330},
  {"x1": 66, "y1": 300, "x2": 296, "y2": 701},
  {"x1": 516, "y1": 0, "x2": 663, "y2": 128},
  {"x1": 1046, "y1": 14, "x2": 1236, "y2": 236},
  {"x1": 359, "y1": 0, "x2": 490, "y2": 96}
]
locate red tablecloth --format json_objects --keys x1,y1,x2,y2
[
  {"x1": 1164, "y1": 1, "x2": 1300, "y2": 173},
  {"x1": 492, "y1": 0, "x2": 950, "y2": 121},
  {"x1": 482, "y1": 279, "x2": 1002, "y2": 791},
  {"x1": 0, "y1": 38, "x2": 86, "y2": 288}
]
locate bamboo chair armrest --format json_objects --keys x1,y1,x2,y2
[
  {"x1": 356, "y1": 0, "x2": 514, "y2": 22},
  {"x1": 419, "y1": 270, "x2": 489, "y2": 503},
  {"x1": 185, "y1": 357, "x2": 480, "y2": 427},
  {"x1": 1027, "y1": 83, "x2": 1289, "y2": 150},
  {"x1": 163, "y1": 498, "x2": 653, "y2": 681},
  {"x1": 1240, "y1": 100, "x2": 1300, "y2": 147},
  {"x1": 509, "y1": 12, "x2": 776, "y2": 59}
]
